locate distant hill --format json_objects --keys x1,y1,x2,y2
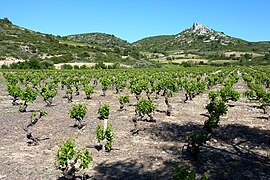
[
  {"x1": 65, "y1": 33, "x2": 131, "y2": 48},
  {"x1": 63, "y1": 32, "x2": 144, "y2": 63},
  {"x1": 0, "y1": 18, "x2": 144, "y2": 66},
  {"x1": 0, "y1": 18, "x2": 269, "y2": 67},
  {"x1": 134, "y1": 23, "x2": 270, "y2": 53}
]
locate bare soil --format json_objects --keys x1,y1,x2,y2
[{"x1": 0, "y1": 73, "x2": 269, "y2": 179}]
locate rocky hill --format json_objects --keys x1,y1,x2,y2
[
  {"x1": 1, "y1": 18, "x2": 269, "y2": 67},
  {"x1": 134, "y1": 23, "x2": 270, "y2": 53}
]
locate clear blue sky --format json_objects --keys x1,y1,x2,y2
[{"x1": 1, "y1": 0, "x2": 269, "y2": 42}]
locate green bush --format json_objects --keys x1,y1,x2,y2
[
  {"x1": 84, "y1": 86, "x2": 93, "y2": 99},
  {"x1": 55, "y1": 138, "x2": 92, "y2": 179},
  {"x1": 119, "y1": 95, "x2": 130, "y2": 109},
  {"x1": 61, "y1": 64, "x2": 73, "y2": 69},
  {"x1": 174, "y1": 165, "x2": 196, "y2": 180},
  {"x1": 69, "y1": 103, "x2": 87, "y2": 129},
  {"x1": 98, "y1": 102, "x2": 110, "y2": 120},
  {"x1": 135, "y1": 98, "x2": 156, "y2": 118},
  {"x1": 1, "y1": 64, "x2": 9, "y2": 69},
  {"x1": 96, "y1": 122, "x2": 114, "y2": 152}
]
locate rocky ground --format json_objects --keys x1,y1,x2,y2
[{"x1": 0, "y1": 73, "x2": 269, "y2": 180}]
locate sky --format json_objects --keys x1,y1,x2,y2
[{"x1": 1, "y1": 0, "x2": 270, "y2": 42}]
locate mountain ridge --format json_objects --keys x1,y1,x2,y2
[{"x1": 1, "y1": 18, "x2": 269, "y2": 67}]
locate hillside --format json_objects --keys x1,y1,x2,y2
[
  {"x1": 134, "y1": 23, "x2": 270, "y2": 53},
  {"x1": 1, "y1": 18, "x2": 269, "y2": 67},
  {"x1": 0, "y1": 18, "x2": 144, "y2": 66},
  {"x1": 63, "y1": 33, "x2": 145, "y2": 64},
  {"x1": 65, "y1": 33, "x2": 131, "y2": 49}
]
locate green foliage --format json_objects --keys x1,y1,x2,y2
[
  {"x1": 174, "y1": 164, "x2": 208, "y2": 180},
  {"x1": 100, "y1": 78, "x2": 111, "y2": 90},
  {"x1": 69, "y1": 103, "x2": 87, "y2": 121},
  {"x1": 94, "y1": 62, "x2": 108, "y2": 69},
  {"x1": 74, "y1": 83, "x2": 80, "y2": 91},
  {"x1": 20, "y1": 86, "x2": 37, "y2": 103},
  {"x1": 96, "y1": 124, "x2": 104, "y2": 143},
  {"x1": 77, "y1": 147, "x2": 92, "y2": 169},
  {"x1": 244, "y1": 90, "x2": 255, "y2": 99},
  {"x1": 31, "y1": 111, "x2": 37, "y2": 121},
  {"x1": 130, "y1": 80, "x2": 148, "y2": 95},
  {"x1": 55, "y1": 139, "x2": 77, "y2": 168},
  {"x1": 202, "y1": 173, "x2": 209, "y2": 180},
  {"x1": 181, "y1": 61, "x2": 196, "y2": 67},
  {"x1": 205, "y1": 93, "x2": 228, "y2": 132},
  {"x1": 55, "y1": 138, "x2": 92, "y2": 178},
  {"x1": 208, "y1": 91, "x2": 219, "y2": 101},
  {"x1": 96, "y1": 122, "x2": 114, "y2": 152},
  {"x1": 61, "y1": 64, "x2": 73, "y2": 70},
  {"x1": 9, "y1": 59, "x2": 54, "y2": 69},
  {"x1": 206, "y1": 99, "x2": 228, "y2": 118},
  {"x1": 66, "y1": 88, "x2": 73, "y2": 94},
  {"x1": 41, "y1": 86, "x2": 56, "y2": 100},
  {"x1": 40, "y1": 110, "x2": 48, "y2": 117},
  {"x1": 174, "y1": 165, "x2": 196, "y2": 180},
  {"x1": 119, "y1": 95, "x2": 130, "y2": 105},
  {"x1": 135, "y1": 98, "x2": 156, "y2": 117},
  {"x1": 184, "y1": 131, "x2": 209, "y2": 160},
  {"x1": 219, "y1": 85, "x2": 240, "y2": 102},
  {"x1": 84, "y1": 86, "x2": 93, "y2": 98},
  {"x1": 185, "y1": 131, "x2": 208, "y2": 148},
  {"x1": 98, "y1": 102, "x2": 110, "y2": 120},
  {"x1": 244, "y1": 82, "x2": 270, "y2": 113},
  {"x1": 104, "y1": 122, "x2": 114, "y2": 151},
  {"x1": 31, "y1": 110, "x2": 47, "y2": 122},
  {"x1": 7, "y1": 84, "x2": 21, "y2": 99},
  {"x1": 1, "y1": 64, "x2": 9, "y2": 69}
]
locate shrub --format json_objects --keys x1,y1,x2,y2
[
  {"x1": 119, "y1": 95, "x2": 129, "y2": 110},
  {"x1": 1, "y1": 64, "x2": 9, "y2": 69},
  {"x1": 96, "y1": 122, "x2": 114, "y2": 152},
  {"x1": 7, "y1": 84, "x2": 21, "y2": 105},
  {"x1": 184, "y1": 131, "x2": 208, "y2": 160},
  {"x1": 69, "y1": 103, "x2": 87, "y2": 129},
  {"x1": 19, "y1": 86, "x2": 38, "y2": 112},
  {"x1": 135, "y1": 98, "x2": 156, "y2": 121},
  {"x1": 55, "y1": 138, "x2": 92, "y2": 179},
  {"x1": 84, "y1": 86, "x2": 93, "y2": 99},
  {"x1": 61, "y1": 64, "x2": 73, "y2": 69},
  {"x1": 98, "y1": 102, "x2": 110, "y2": 120},
  {"x1": 174, "y1": 165, "x2": 196, "y2": 180}
]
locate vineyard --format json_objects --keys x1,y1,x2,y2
[{"x1": 0, "y1": 66, "x2": 270, "y2": 179}]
